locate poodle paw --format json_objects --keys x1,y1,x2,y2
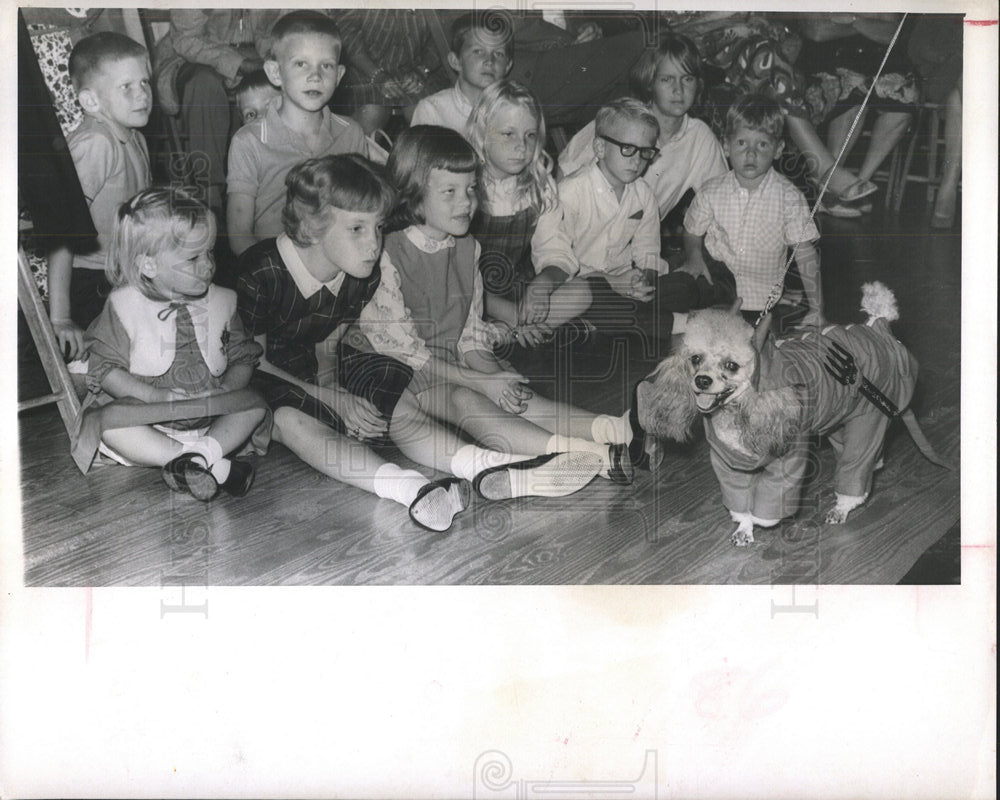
[
  {"x1": 730, "y1": 522, "x2": 756, "y2": 547},
  {"x1": 825, "y1": 493, "x2": 867, "y2": 525},
  {"x1": 824, "y1": 507, "x2": 850, "y2": 525}
]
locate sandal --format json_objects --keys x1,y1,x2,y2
[
  {"x1": 815, "y1": 200, "x2": 863, "y2": 219},
  {"x1": 817, "y1": 166, "x2": 877, "y2": 203}
]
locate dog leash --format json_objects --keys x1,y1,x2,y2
[{"x1": 754, "y1": 14, "x2": 910, "y2": 328}]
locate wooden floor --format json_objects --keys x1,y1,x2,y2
[{"x1": 17, "y1": 198, "x2": 961, "y2": 586}]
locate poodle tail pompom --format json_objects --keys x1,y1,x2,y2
[{"x1": 861, "y1": 281, "x2": 899, "y2": 323}]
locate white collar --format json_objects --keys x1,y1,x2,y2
[
  {"x1": 277, "y1": 233, "x2": 346, "y2": 298},
  {"x1": 659, "y1": 113, "x2": 690, "y2": 146},
  {"x1": 404, "y1": 226, "x2": 456, "y2": 253}
]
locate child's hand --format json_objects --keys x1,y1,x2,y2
[
  {"x1": 512, "y1": 322, "x2": 553, "y2": 348},
  {"x1": 518, "y1": 283, "x2": 552, "y2": 326},
  {"x1": 475, "y1": 370, "x2": 533, "y2": 414},
  {"x1": 323, "y1": 386, "x2": 389, "y2": 440},
  {"x1": 52, "y1": 318, "x2": 86, "y2": 362},
  {"x1": 608, "y1": 269, "x2": 655, "y2": 302}
]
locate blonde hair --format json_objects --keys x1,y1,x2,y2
[
  {"x1": 465, "y1": 80, "x2": 557, "y2": 214},
  {"x1": 107, "y1": 187, "x2": 216, "y2": 298}
]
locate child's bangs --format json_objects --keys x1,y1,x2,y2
[{"x1": 429, "y1": 148, "x2": 478, "y2": 176}]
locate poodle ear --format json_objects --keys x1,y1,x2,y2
[{"x1": 638, "y1": 354, "x2": 700, "y2": 443}]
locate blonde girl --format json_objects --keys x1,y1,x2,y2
[
  {"x1": 73, "y1": 187, "x2": 268, "y2": 501},
  {"x1": 465, "y1": 80, "x2": 592, "y2": 346}
]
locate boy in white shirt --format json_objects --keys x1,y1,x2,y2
[
  {"x1": 558, "y1": 98, "x2": 721, "y2": 340},
  {"x1": 410, "y1": 13, "x2": 513, "y2": 133}
]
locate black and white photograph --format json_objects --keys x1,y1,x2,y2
[{"x1": 2, "y1": 2, "x2": 995, "y2": 797}]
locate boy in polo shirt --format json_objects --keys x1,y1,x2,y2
[
  {"x1": 682, "y1": 93, "x2": 824, "y2": 330},
  {"x1": 226, "y1": 11, "x2": 369, "y2": 256},
  {"x1": 49, "y1": 32, "x2": 152, "y2": 362},
  {"x1": 410, "y1": 12, "x2": 513, "y2": 133}
]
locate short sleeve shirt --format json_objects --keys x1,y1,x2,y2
[
  {"x1": 66, "y1": 116, "x2": 151, "y2": 271},
  {"x1": 227, "y1": 103, "x2": 370, "y2": 239},
  {"x1": 684, "y1": 168, "x2": 819, "y2": 310}
]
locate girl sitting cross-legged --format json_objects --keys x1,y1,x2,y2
[
  {"x1": 355, "y1": 125, "x2": 644, "y2": 488},
  {"x1": 236, "y1": 154, "x2": 605, "y2": 533},
  {"x1": 71, "y1": 186, "x2": 269, "y2": 501}
]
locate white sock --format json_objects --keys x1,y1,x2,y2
[
  {"x1": 181, "y1": 435, "x2": 224, "y2": 466},
  {"x1": 449, "y1": 444, "x2": 528, "y2": 482},
  {"x1": 372, "y1": 463, "x2": 427, "y2": 508},
  {"x1": 591, "y1": 412, "x2": 630, "y2": 444},
  {"x1": 210, "y1": 458, "x2": 231, "y2": 483}
]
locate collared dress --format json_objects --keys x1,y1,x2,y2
[
  {"x1": 356, "y1": 226, "x2": 498, "y2": 394},
  {"x1": 71, "y1": 283, "x2": 269, "y2": 472},
  {"x1": 236, "y1": 235, "x2": 412, "y2": 433},
  {"x1": 470, "y1": 174, "x2": 575, "y2": 303}
]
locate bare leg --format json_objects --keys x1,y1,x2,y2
[
  {"x1": 272, "y1": 406, "x2": 384, "y2": 493},
  {"x1": 932, "y1": 84, "x2": 962, "y2": 226},
  {"x1": 826, "y1": 105, "x2": 870, "y2": 167},
  {"x1": 102, "y1": 425, "x2": 185, "y2": 467},
  {"x1": 785, "y1": 115, "x2": 872, "y2": 199},
  {"x1": 855, "y1": 110, "x2": 911, "y2": 182},
  {"x1": 417, "y1": 383, "x2": 554, "y2": 455},
  {"x1": 205, "y1": 408, "x2": 266, "y2": 454}
]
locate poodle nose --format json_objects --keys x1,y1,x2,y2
[{"x1": 694, "y1": 375, "x2": 712, "y2": 391}]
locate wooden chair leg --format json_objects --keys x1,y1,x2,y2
[
  {"x1": 926, "y1": 106, "x2": 942, "y2": 204},
  {"x1": 892, "y1": 106, "x2": 923, "y2": 214},
  {"x1": 17, "y1": 246, "x2": 81, "y2": 435}
]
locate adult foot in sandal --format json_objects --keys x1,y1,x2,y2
[
  {"x1": 815, "y1": 200, "x2": 863, "y2": 219},
  {"x1": 818, "y1": 165, "x2": 877, "y2": 203}
]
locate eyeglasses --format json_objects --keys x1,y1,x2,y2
[{"x1": 600, "y1": 135, "x2": 660, "y2": 162}]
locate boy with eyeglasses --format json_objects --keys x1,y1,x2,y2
[{"x1": 558, "y1": 98, "x2": 711, "y2": 340}]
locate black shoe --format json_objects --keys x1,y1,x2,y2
[
  {"x1": 408, "y1": 477, "x2": 471, "y2": 532},
  {"x1": 161, "y1": 453, "x2": 219, "y2": 502},
  {"x1": 220, "y1": 458, "x2": 255, "y2": 497},
  {"x1": 605, "y1": 442, "x2": 634, "y2": 485},
  {"x1": 472, "y1": 452, "x2": 602, "y2": 500},
  {"x1": 627, "y1": 381, "x2": 662, "y2": 472}
]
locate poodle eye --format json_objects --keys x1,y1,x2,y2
[
  {"x1": 724, "y1": 360, "x2": 740, "y2": 372},
  {"x1": 689, "y1": 354, "x2": 702, "y2": 367}
]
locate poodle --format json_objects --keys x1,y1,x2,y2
[{"x1": 635, "y1": 282, "x2": 951, "y2": 545}]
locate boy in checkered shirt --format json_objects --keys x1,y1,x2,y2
[{"x1": 681, "y1": 93, "x2": 824, "y2": 328}]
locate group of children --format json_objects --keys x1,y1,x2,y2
[{"x1": 49, "y1": 11, "x2": 828, "y2": 533}]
